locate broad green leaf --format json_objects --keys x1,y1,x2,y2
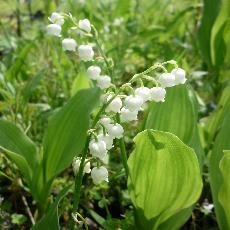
[
  {"x1": 128, "y1": 130, "x2": 202, "y2": 230},
  {"x1": 143, "y1": 86, "x2": 203, "y2": 229},
  {"x1": 211, "y1": 0, "x2": 230, "y2": 66},
  {"x1": 206, "y1": 84, "x2": 230, "y2": 145},
  {"x1": 157, "y1": 207, "x2": 193, "y2": 230},
  {"x1": 210, "y1": 107, "x2": 230, "y2": 230},
  {"x1": 71, "y1": 72, "x2": 91, "y2": 96},
  {"x1": 32, "y1": 185, "x2": 71, "y2": 230},
  {"x1": 219, "y1": 150, "x2": 230, "y2": 229},
  {"x1": 198, "y1": 0, "x2": 221, "y2": 66},
  {"x1": 0, "y1": 120, "x2": 38, "y2": 182},
  {"x1": 145, "y1": 85, "x2": 196, "y2": 145},
  {"x1": 43, "y1": 88, "x2": 100, "y2": 182}
]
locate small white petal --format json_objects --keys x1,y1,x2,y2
[
  {"x1": 120, "y1": 107, "x2": 138, "y2": 122},
  {"x1": 62, "y1": 38, "x2": 77, "y2": 51},
  {"x1": 171, "y1": 68, "x2": 187, "y2": 85},
  {"x1": 97, "y1": 75, "x2": 111, "y2": 89},
  {"x1": 149, "y1": 87, "x2": 166, "y2": 102},
  {"x1": 78, "y1": 45, "x2": 94, "y2": 61},
  {"x1": 79, "y1": 19, "x2": 91, "y2": 33},
  {"x1": 49, "y1": 12, "x2": 64, "y2": 25},
  {"x1": 89, "y1": 140, "x2": 107, "y2": 160},
  {"x1": 106, "y1": 123, "x2": 124, "y2": 139},
  {"x1": 106, "y1": 96, "x2": 122, "y2": 113},
  {"x1": 47, "y1": 24, "x2": 61, "y2": 36},
  {"x1": 87, "y1": 66, "x2": 101, "y2": 80},
  {"x1": 91, "y1": 166, "x2": 109, "y2": 184},
  {"x1": 99, "y1": 116, "x2": 112, "y2": 128},
  {"x1": 98, "y1": 133, "x2": 114, "y2": 150},
  {"x1": 159, "y1": 73, "x2": 175, "y2": 88},
  {"x1": 135, "y1": 87, "x2": 151, "y2": 102},
  {"x1": 124, "y1": 95, "x2": 143, "y2": 112},
  {"x1": 72, "y1": 157, "x2": 91, "y2": 174}
]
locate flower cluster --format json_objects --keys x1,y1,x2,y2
[
  {"x1": 46, "y1": 12, "x2": 94, "y2": 61},
  {"x1": 47, "y1": 13, "x2": 187, "y2": 185},
  {"x1": 85, "y1": 64, "x2": 186, "y2": 184}
]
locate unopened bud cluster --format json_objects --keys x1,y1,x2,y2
[{"x1": 47, "y1": 12, "x2": 187, "y2": 185}]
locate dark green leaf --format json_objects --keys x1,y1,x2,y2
[
  {"x1": 32, "y1": 185, "x2": 71, "y2": 230},
  {"x1": 43, "y1": 88, "x2": 100, "y2": 182}
]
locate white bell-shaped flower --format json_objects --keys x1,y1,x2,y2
[
  {"x1": 159, "y1": 73, "x2": 175, "y2": 88},
  {"x1": 97, "y1": 75, "x2": 111, "y2": 89},
  {"x1": 78, "y1": 45, "x2": 94, "y2": 61},
  {"x1": 106, "y1": 96, "x2": 122, "y2": 113},
  {"x1": 120, "y1": 107, "x2": 138, "y2": 122},
  {"x1": 49, "y1": 12, "x2": 64, "y2": 25},
  {"x1": 47, "y1": 24, "x2": 61, "y2": 36},
  {"x1": 171, "y1": 68, "x2": 186, "y2": 85},
  {"x1": 89, "y1": 140, "x2": 107, "y2": 160},
  {"x1": 149, "y1": 87, "x2": 166, "y2": 102},
  {"x1": 91, "y1": 166, "x2": 109, "y2": 184},
  {"x1": 87, "y1": 66, "x2": 101, "y2": 80},
  {"x1": 79, "y1": 19, "x2": 91, "y2": 33},
  {"x1": 98, "y1": 133, "x2": 114, "y2": 150},
  {"x1": 99, "y1": 116, "x2": 112, "y2": 128},
  {"x1": 101, "y1": 154, "x2": 109, "y2": 165},
  {"x1": 124, "y1": 95, "x2": 143, "y2": 112},
  {"x1": 135, "y1": 87, "x2": 151, "y2": 102},
  {"x1": 62, "y1": 38, "x2": 77, "y2": 51},
  {"x1": 72, "y1": 157, "x2": 91, "y2": 175},
  {"x1": 106, "y1": 123, "x2": 124, "y2": 139}
]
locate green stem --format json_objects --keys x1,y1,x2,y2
[
  {"x1": 92, "y1": 25, "x2": 113, "y2": 78},
  {"x1": 116, "y1": 114, "x2": 129, "y2": 177},
  {"x1": 70, "y1": 96, "x2": 118, "y2": 229}
]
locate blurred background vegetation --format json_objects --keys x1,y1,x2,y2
[{"x1": 0, "y1": 0, "x2": 230, "y2": 229}]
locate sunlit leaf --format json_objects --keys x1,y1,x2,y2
[
  {"x1": 71, "y1": 72, "x2": 91, "y2": 96},
  {"x1": 145, "y1": 85, "x2": 195, "y2": 146},
  {"x1": 128, "y1": 130, "x2": 202, "y2": 230}
]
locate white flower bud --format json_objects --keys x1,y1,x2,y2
[
  {"x1": 159, "y1": 73, "x2": 175, "y2": 88},
  {"x1": 120, "y1": 107, "x2": 138, "y2": 122},
  {"x1": 89, "y1": 140, "x2": 107, "y2": 160},
  {"x1": 98, "y1": 133, "x2": 114, "y2": 150},
  {"x1": 78, "y1": 45, "x2": 94, "y2": 61},
  {"x1": 171, "y1": 68, "x2": 187, "y2": 85},
  {"x1": 62, "y1": 38, "x2": 77, "y2": 51},
  {"x1": 79, "y1": 19, "x2": 91, "y2": 33},
  {"x1": 97, "y1": 75, "x2": 111, "y2": 89},
  {"x1": 87, "y1": 66, "x2": 101, "y2": 80},
  {"x1": 135, "y1": 87, "x2": 151, "y2": 102},
  {"x1": 47, "y1": 24, "x2": 61, "y2": 36},
  {"x1": 72, "y1": 157, "x2": 91, "y2": 175},
  {"x1": 91, "y1": 166, "x2": 109, "y2": 184},
  {"x1": 106, "y1": 96, "x2": 122, "y2": 113},
  {"x1": 106, "y1": 123, "x2": 124, "y2": 139},
  {"x1": 49, "y1": 12, "x2": 64, "y2": 25},
  {"x1": 149, "y1": 87, "x2": 166, "y2": 102},
  {"x1": 99, "y1": 116, "x2": 112, "y2": 128},
  {"x1": 124, "y1": 95, "x2": 143, "y2": 112}
]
